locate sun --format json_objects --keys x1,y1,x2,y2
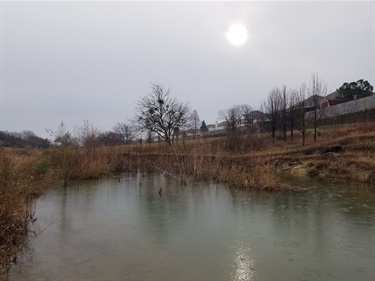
[{"x1": 226, "y1": 24, "x2": 248, "y2": 46}]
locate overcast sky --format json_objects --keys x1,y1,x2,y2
[{"x1": 1, "y1": 1, "x2": 374, "y2": 139}]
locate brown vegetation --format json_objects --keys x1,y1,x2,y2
[
  {"x1": 263, "y1": 122, "x2": 375, "y2": 183},
  {"x1": 0, "y1": 148, "x2": 52, "y2": 270},
  {"x1": 124, "y1": 146, "x2": 283, "y2": 191}
]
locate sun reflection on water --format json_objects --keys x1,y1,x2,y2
[{"x1": 229, "y1": 239, "x2": 258, "y2": 281}]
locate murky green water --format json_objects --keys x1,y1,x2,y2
[{"x1": 4, "y1": 174, "x2": 375, "y2": 281}]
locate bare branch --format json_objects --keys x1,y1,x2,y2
[{"x1": 135, "y1": 84, "x2": 190, "y2": 145}]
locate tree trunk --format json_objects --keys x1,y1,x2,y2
[
  {"x1": 314, "y1": 110, "x2": 317, "y2": 143},
  {"x1": 302, "y1": 131, "x2": 305, "y2": 146},
  {"x1": 314, "y1": 127, "x2": 317, "y2": 143}
]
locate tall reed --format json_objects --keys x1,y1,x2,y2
[
  {"x1": 0, "y1": 149, "x2": 49, "y2": 270},
  {"x1": 130, "y1": 142, "x2": 284, "y2": 190}
]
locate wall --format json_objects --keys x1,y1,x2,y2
[{"x1": 307, "y1": 94, "x2": 375, "y2": 119}]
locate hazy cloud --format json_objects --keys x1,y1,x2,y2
[{"x1": 1, "y1": 1, "x2": 373, "y2": 138}]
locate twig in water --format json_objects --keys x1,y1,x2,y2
[
  {"x1": 10, "y1": 215, "x2": 62, "y2": 259},
  {"x1": 154, "y1": 166, "x2": 179, "y2": 181}
]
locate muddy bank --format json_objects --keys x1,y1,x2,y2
[{"x1": 269, "y1": 141, "x2": 375, "y2": 184}]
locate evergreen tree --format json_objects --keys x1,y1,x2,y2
[
  {"x1": 337, "y1": 79, "x2": 373, "y2": 100},
  {"x1": 200, "y1": 120, "x2": 208, "y2": 132}
]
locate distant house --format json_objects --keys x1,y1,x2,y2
[
  {"x1": 320, "y1": 98, "x2": 349, "y2": 109},
  {"x1": 200, "y1": 121, "x2": 228, "y2": 137},
  {"x1": 205, "y1": 110, "x2": 268, "y2": 133},
  {"x1": 207, "y1": 124, "x2": 216, "y2": 132},
  {"x1": 243, "y1": 110, "x2": 267, "y2": 124},
  {"x1": 290, "y1": 94, "x2": 345, "y2": 112},
  {"x1": 304, "y1": 95, "x2": 325, "y2": 110},
  {"x1": 216, "y1": 121, "x2": 227, "y2": 130},
  {"x1": 320, "y1": 90, "x2": 373, "y2": 109},
  {"x1": 325, "y1": 91, "x2": 340, "y2": 100},
  {"x1": 306, "y1": 91, "x2": 375, "y2": 119}
]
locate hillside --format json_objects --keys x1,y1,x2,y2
[{"x1": 250, "y1": 123, "x2": 375, "y2": 184}]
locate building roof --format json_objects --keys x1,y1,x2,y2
[
  {"x1": 244, "y1": 110, "x2": 267, "y2": 119},
  {"x1": 217, "y1": 121, "x2": 227, "y2": 127},
  {"x1": 325, "y1": 91, "x2": 340, "y2": 100}
]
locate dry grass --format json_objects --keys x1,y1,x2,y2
[
  {"x1": 89, "y1": 122, "x2": 375, "y2": 188},
  {"x1": 0, "y1": 148, "x2": 51, "y2": 270},
  {"x1": 128, "y1": 143, "x2": 285, "y2": 190},
  {"x1": 265, "y1": 123, "x2": 375, "y2": 183}
]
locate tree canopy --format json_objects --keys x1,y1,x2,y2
[
  {"x1": 337, "y1": 79, "x2": 373, "y2": 100},
  {"x1": 0, "y1": 130, "x2": 50, "y2": 148},
  {"x1": 135, "y1": 84, "x2": 190, "y2": 145}
]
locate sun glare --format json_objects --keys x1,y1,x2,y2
[{"x1": 227, "y1": 24, "x2": 248, "y2": 46}]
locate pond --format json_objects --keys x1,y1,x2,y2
[{"x1": 3, "y1": 174, "x2": 375, "y2": 281}]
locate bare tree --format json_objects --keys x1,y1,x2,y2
[
  {"x1": 113, "y1": 122, "x2": 135, "y2": 145},
  {"x1": 308, "y1": 73, "x2": 327, "y2": 142},
  {"x1": 8, "y1": 131, "x2": 22, "y2": 142},
  {"x1": 97, "y1": 131, "x2": 123, "y2": 146},
  {"x1": 135, "y1": 84, "x2": 190, "y2": 146},
  {"x1": 218, "y1": 105, "x2": 246, "y2": 132},
  {"x1": 47, "y1": 122, "x2": 75, "y2": 187},
  {"x1": 77, "y1": 120, "x2": 100, "y2": 157},
  {"x1": 189, "y1": 109, "x2": 200, "y2": 138},
  {"x1": 218, "y1": 105, "x2": 249, "y2": 152},
  {"x1": 21, "y1": 130, "x2": 36, "y2": 141},
  {"x1": 261, "y1": 88, "x2": 282, "y2": 139},
  {"x1": 280, "y1": 86, "x2": 288, "y2": 141},
  {"x1": 146, "y1": 129, "x2": 153, "y2": 147},
  {"x1": 295, "y1": 84, "x2": 308, "y2": 146},
  {"x1": 173, "y1": 127, "x2": 180, "y2": 142},
  {"x1": 241, "y1": 104, "x2": 254, "y2": 132},
  {"x1": 288, "y1": 89, "x2": 298, "y2": 142},
  {"x1": 49, "y1": 121, "x2": 74, "y2": 147}
]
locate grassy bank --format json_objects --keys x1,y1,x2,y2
[
  {"x1": 252, "y1": 122, "x2": 375, "y2": 184},
  {"x1": 0, "y1": 148, "x2": 53, "y2": 270}
]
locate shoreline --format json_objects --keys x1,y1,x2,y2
[{"x1": 1, "y1": 123, "x2": 375, "y2": 269}]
